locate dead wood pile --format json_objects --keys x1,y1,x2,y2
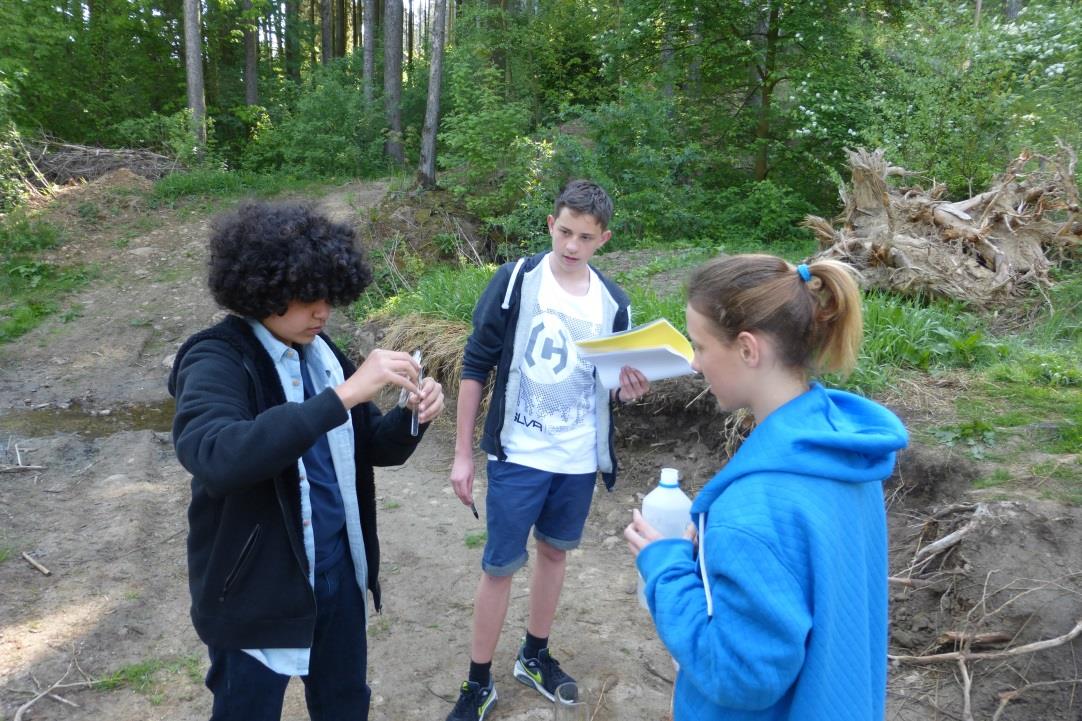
[
  {"x1": 804, "y1": 146, "x2": 1080, "y2": 308},
  {"x1": 26, "y1": 139, "x2": 179, "y2": 184}
]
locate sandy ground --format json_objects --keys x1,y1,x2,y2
[{"x1": 1, "y1": 176, "x2": 1080, "y2": 721}]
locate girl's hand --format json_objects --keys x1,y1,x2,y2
[
  {"x1": 624, "y1": 509, "x2": 662, "y2": 558},
  {"x1": 624, "y1": 509, "x2": 697, "y2": 558}
]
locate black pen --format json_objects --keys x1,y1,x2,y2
[{"x1": 470, "y1": 501, "x2": 479, "y2": 519}]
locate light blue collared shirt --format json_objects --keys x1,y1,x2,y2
[{"x1": 243, "y1": 319, "x2": 368, "y2": 676}]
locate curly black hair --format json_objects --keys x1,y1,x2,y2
[{"x1": 207, "y1": 201, "x2": 373, "y2": 319}]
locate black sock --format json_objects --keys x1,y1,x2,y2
[
  {"x1": 522, "y1": 632, "x2": 548, "y2": 660},
  {"x1": 468, "y1": 660, "x2": 491, "y2": 688}
]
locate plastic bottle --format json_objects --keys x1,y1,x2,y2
[{"x1": 638, "y1": 467, "x2": 692, "y2": 609}]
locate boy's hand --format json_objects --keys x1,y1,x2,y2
[
  {"x1": 335, "y1": 348, "x2": 420, "y2": 409},
  {"x1": 449, "y1": 452, "x2": 475, "y2": 506},
  {"x1": 405, "y1": 377, "x2": 445, "y2": 424},
  {"x1": 616, "y1": 366, "x2": 650, "y2": 404}
]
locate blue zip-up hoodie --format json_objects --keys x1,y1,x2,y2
[{"x1": 637, "y1": 383, "x2": 907, "y2": 721}]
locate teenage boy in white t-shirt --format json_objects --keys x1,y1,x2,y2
[{"x1": 444, "y1": 180, "x2": 650, "y2": 720}]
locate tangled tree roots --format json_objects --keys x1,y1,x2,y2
[{"x1": 804, "y1": 145, "x2": 1080, "y2": 309}]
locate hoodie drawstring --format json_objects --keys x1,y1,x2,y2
[{"x1": 698, "y1": 514, "x2": 714, "y2": 617}]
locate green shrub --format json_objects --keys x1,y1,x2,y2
[
  {"x1": 439, "y1": 53, "x2": 532, "y2": 218},
  {"x1": 242, "y1": 57, "x2": 388, "y2": 177},
  {"x1": 709, "y1": 181, "x2": 817, "y2": 248},
  {"x1": 108, "y1": 109, "x2": 201, "y2": 164}
]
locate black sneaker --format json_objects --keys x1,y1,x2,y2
[
  {"x1": 445, "y1": 680, "x2": 497, "y2": 721},
  {"x1": 512, "y1": 646, "x2": 576, "y2": 701}
]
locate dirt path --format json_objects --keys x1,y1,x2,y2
[
  {"x1": 2, "y1": 177, "x2": 1081, "y2": 721},
  {"x1": 0, "y1": 180, "x2": 677, "y2": 721}
]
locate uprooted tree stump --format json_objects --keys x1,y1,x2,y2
[{"x1": 804, "y1": 145, "x2": 1080, "y2": 308}]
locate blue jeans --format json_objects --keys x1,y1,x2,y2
[{"x1": 205, "y1": 551, "x2": 371, "y2": 721}]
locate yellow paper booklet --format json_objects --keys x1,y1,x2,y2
[{"x1": 576, "y1": 318, "x2": 695, "y2": 389}]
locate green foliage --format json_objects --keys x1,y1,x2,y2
[
  {"x1": 0, "y1": 0, "x2": 188, "y2": 145},
  {"x1": 362, "y1": 263, "x2": 496, "y2": 323},
  {"x1": 439, "y1": 51, "x2": 532, "y2": 218},
  {"x1": 109, "y1": 110, "x2": 203, "y2": 165},
  {"x1": 242, "y1": 57, "x2": 388, "y2": 177},
  {"x1": 845, "y1": 293, "x2": 1005, "y2": 390},
  {"x1": 464, "y1": 531, "x2": 487, "y2": 549},
  {"x1": 709, "y1": 182, "x2": 817, "y2": 248},
  {"x1": 860, "y1": 1, "x2": 1082, "y2": 196},
  {"x1": 932, "y1": 419, "x2": 998, "y2": 460},
  {"x1": 0, "y1": 212, "x2": 62, "y2": 253}
]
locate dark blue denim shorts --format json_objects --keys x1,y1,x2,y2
[{"x1": 481, "y1": 459, "x2": 596, "y2": 576}]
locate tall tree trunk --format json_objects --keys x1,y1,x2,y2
[
  {"x1": 384, "y1": 0, "x2": 404, "y2": 163},
  {"x1": 336, "y1": 0, "x2": 347, "y2": 56},
  {"x1": 243, "y1": 0, "x2": 259, "y2": 105},
  {"x1": 753, "y1": 3, "x2": 780, "y2": 181},
  {"x1": 321, "y1": 0, "x2": 333, "y2": 63},
  {"x1": 363, "y1": 0, "x2": 376, "y2": 102},
  {"x1": 417, "y1": 0, "x2": 447, "y2": 187},
  {"x1": 406, "y1": 0, "x2": 414, "y2": 79},
  {"x1": 353, "y1": 0, "x2": 359, "y2": 49},
  {"x1": 309, "y1": 0, "x2": 318, "y2": 66},
  {"x1": 183, "y1": 0, "x2": 206, "y2": 154},
  {"x1": 423, "y1": 0, "x2": 429, "y2": 56},
  {"x1": 285, "y1": 0, "x2": 301, "y2": 80}
]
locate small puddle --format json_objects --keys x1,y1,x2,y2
[{"x1": 0, "y1": 399, "x2": 175, "y2": 439}]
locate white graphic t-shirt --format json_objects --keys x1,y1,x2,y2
[{"x1": 502, "y1": 256, "x2": 604, "y2": 474}]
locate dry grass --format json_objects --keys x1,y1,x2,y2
[{"x1": 380, "y1": 313, "x2": 476, "y2": 400}]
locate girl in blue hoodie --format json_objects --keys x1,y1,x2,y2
[{"x1": 625, "y1": 254, "x2": 908, "y2": 721}]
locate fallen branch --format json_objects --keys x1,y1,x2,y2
[
  {"x1": 21, "y1": 552, "x2": 52, "y2": 576},
  {"x1": 12, "y1": 662, "x2": 94, "y2": 721},
  {"x1": 912, "y1": 504, "x2": 991, "y2": 565},
  {"x1": 889, "y1": 617, "x2": 1082, "y2": 665},
  {"x1": 992, "y1": 678, "x2": 1082, "y2": 721},
  {"x1": 958, "y1": 657, "x2": 974, "y2": 721},
  {"x1": 936, "y1": 631, "x2": 1012, "y2": 648},
  {"x1": 0, "y1": 464, "x2": 46, "y2": 473}
]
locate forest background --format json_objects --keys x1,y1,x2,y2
[{"x1": 2, "y1": 0, "x2": 1080, "y2": 243}]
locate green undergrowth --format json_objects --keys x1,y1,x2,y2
[
  {"x1": 0, "y1": 211, "x2": 92, "y2": 344},
  {"x1": 150, "y1": 168, "x2": 335, "y2": 210}
]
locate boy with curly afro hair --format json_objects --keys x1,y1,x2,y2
[{"x1": 168, "y1": 200, "x2": 445, "y2": 721}]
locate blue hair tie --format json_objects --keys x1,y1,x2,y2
[{"x1": 796, "y1": 263, "x2": 812, "y2": 283}]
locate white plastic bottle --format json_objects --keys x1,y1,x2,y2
[{"x1": 638, "y1": 467, "x2": 693, "y2": 609}]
